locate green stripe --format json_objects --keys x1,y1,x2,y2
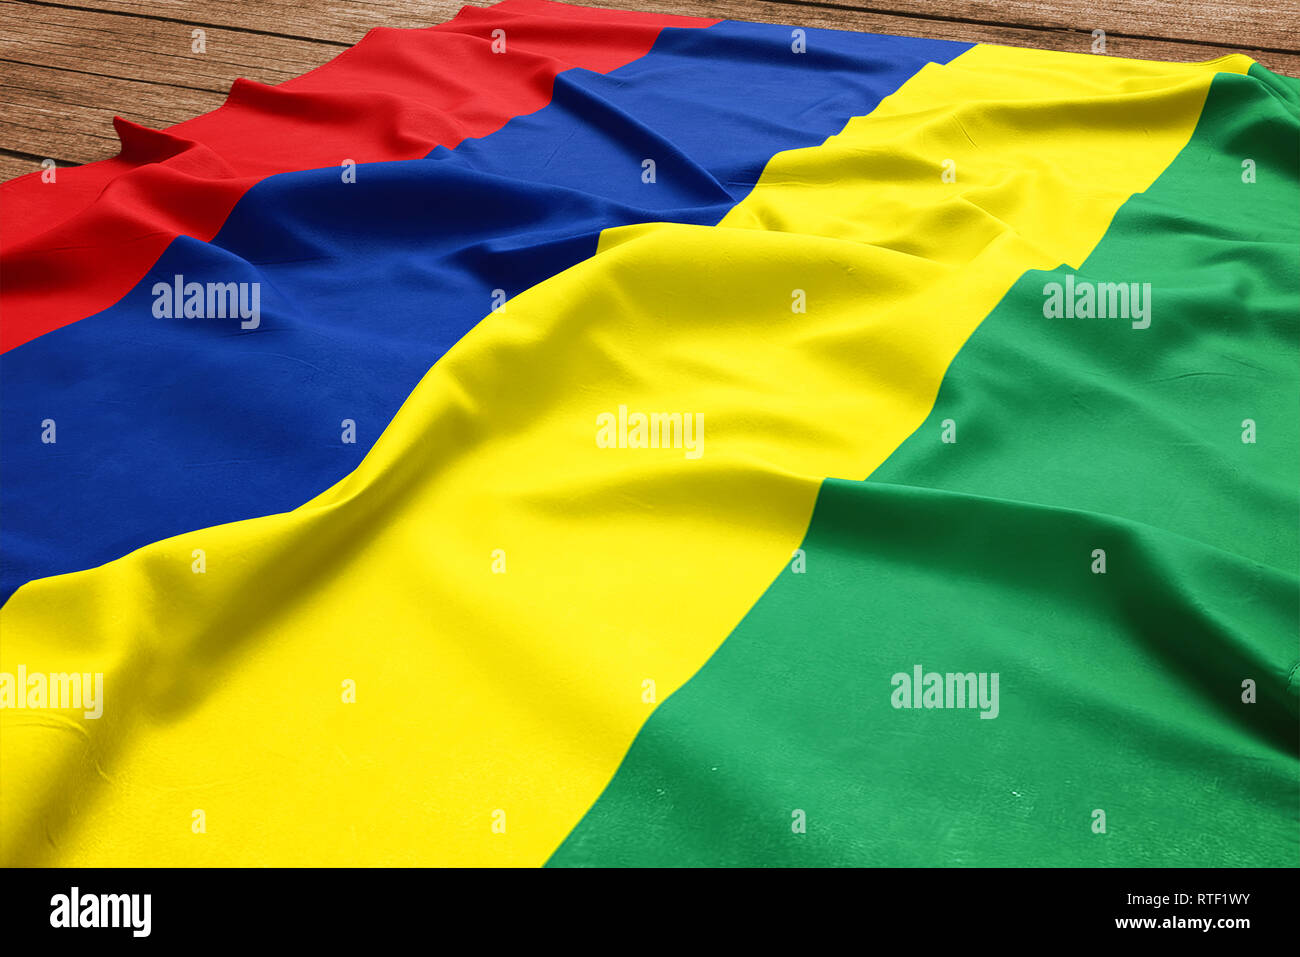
[{"x1": 548, "y1": 67, "x2": 1300, "y2": 867}]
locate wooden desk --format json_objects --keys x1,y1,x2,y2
[{"x1": 1, "y1": 0, "x2": 1297, "y2": 182}]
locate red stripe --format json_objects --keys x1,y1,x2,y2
[{"x1": 0, "y1": 0, "x2": 717, "y2": 352}]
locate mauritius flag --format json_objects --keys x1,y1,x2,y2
[{"x1": 1, "y1": 0, "x2": 1295, "y2": 868}]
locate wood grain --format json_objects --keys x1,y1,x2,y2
[
  {"x1": 1, "y1": 0, "x2": 1297, "y2": 183},
  {"x1": 772, "y1": 0, "x2": 1300, "y2": 52},
  {"x1": 575, "y1": 0, "x2": 1300, "y2": 68},
  {"x1": 14, "y1": 0, "x2": 464, "y2": 45},
  {"x1": 0, "y1": 3, "x2": 340, "y2": 172},
  {"x1": 0, "y1": 60, "x2": 223, "y2": 176},
  {"x1": 1, "y1": 4, "x2": 338, "y2": 90}
]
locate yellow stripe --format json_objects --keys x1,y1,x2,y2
[{"x1": 0, "y1": 46, "x2": 1247, "y2": 865}]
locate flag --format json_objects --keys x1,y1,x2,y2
[{"x1": 1, "y1": 0, "x2": 1296, "y2": 867}]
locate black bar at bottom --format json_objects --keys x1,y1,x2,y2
[{"x1": 0, "y1": 866, "x2": 1291, "y2": 942}]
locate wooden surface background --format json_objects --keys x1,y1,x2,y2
[{"x1": 1, "y1": 0, "x2": 1297, "y2": 183}]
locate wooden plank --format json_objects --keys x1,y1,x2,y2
[
  {"x1": 0, "y1": 0, "x2": 352, "y2": 168},
  {"x1": 0, "y1": 150, "x2": 52, "y2": 182},
  {"x1": 570, "y1": 0, "x2": 1300, "y2": 73},
  {"x1": 769, "y1": 0, "x2": 1300, "y2": 53},
  {"x1": 18, "y1": 0, "x2": 464, "y2": 45},
  {"x1": 28, "y1": 0, "x2": 1300, "y2": 59},
  {"x1": 13, "y1": 0, "x2": 1300, "y2": 71},
  {"x1": 2, "y1": 0, "x2": 1296, "y2": 179},
  {"x1": 0, "y1": 58, "x2": 221, "y2": 161},
  {"x1": 0, "y1": 2, "x2": 341, "y2": 92}
]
